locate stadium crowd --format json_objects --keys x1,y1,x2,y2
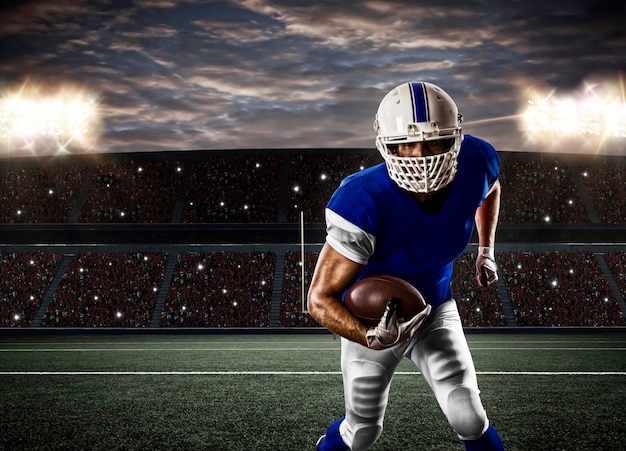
[
  {"x1": 286, "y1": 153, "x2": 382, "y2": 223},
  {"x1": 498, "y1": 159, "x2": 589, "y2": 223},
  {"x1": 279, "y1": 250, "x2": 320, "y2": 327},
  {"x1": 41, "y1": 252, "x2": 167, "y2": 327},
  {"x1": 604, "y1": 251, "x2": 626, "y2": 301},
  {"x1": 1, "y1": 152, "x2": 625, "y2": 224},
  {"x1": 0, "y1": 251, "x2": 63, "y2": 327},
  {"x1": 78, "y1": 160, "x2": 183, "y2": 223},
  {"x1": 579, "y1": 162, "x2": 626, "y2": 223},
  {"x1": 499, "y1": 251, "x2": 624, "y2": 326},
  {"x1": 0, "y1": 164, "x2": 86, "y2": 223},
  {"x1": 1, "y1": 151, "x2": 625, "y2": 329},
  {"x1": 183, "y1": 155, "x2": 281, "y2": 223},
  {"x1": 160, "y1": 251, "x2": 275, "y2": 327},
  {"x1": 451, "y1": 252, "x2": 507, "y2": 327},
  {"x1": 1, "y1": 249, "x2": 625, "y2": 328}
]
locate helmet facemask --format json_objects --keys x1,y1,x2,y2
[
  {"x1": 376, "y1": 136, "x2": 461, "y2": 193},
  {"x1": 374, "y1": 82, "x2": 463, "y2": 194}
]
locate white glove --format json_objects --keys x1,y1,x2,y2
[
  {"x1": 476, "y1": 246, "x2": 498, "y2": 287},
  {"x1": 366, "y1": 297, "x2": 432, "y2": 350}
]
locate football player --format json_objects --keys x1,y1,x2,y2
[{"x1": 308, "y1": 81, "x2": 505, "y2": 450}]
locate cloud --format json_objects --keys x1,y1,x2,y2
[{"x1": 0, "y1": 0, "x2": 623, "y2": 156}]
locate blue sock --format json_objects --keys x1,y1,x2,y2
[
  {"x1": 463, "y1": 424, "x2": 504, "y2": 451},
  {"x1": 317, "y1": 417, "x2": 349, "y2": 451}
]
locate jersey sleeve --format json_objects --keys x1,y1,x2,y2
[{"x1": 325, "y1": 208, "x2": 375, "y2": 265}]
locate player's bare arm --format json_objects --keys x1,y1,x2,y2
[
  {"x1": 474, "y1": 179, "x2": 501, "y2": 287},
  {"x1": 475, "y1": 179, "x2": 501, "y2": 248},
  {"x1": 307, "y1": 243, "x2": 369, "y2": 346}
]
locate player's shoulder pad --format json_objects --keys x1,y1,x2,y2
[
  {"x1": 461, "y1": 134, "x2": 500, "y2": 184},
  {"x1": 337, "y1": 162, "x2": 387, "y2": 190},
  {"x1": 327, "y1": 163, "x2": 388, "y2": 237}
]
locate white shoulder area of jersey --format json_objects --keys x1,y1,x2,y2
[{"x1": 325, "y1": 208, "x2": 375, "y2": 265}]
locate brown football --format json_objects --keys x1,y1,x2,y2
[{"x1": 344, "y1": 275, "x2": 427, "y2": 326}]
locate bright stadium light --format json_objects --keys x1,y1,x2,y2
[
  {"x1": 523, "y1": 95, "x2": 626, "y2": 137},
  {"x1": 0, "y1": 83, "x2": 100, "y2": 155},
  {"x1": 521, "y1": 79, "x2": 626, "y2": 146}
]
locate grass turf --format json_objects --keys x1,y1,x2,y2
[{"x1": 1, "y1": 333, "x2": 625, "y2": 450}]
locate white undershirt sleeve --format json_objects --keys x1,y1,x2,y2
[{"x1": 325, "y1": 208, "x2": 376, "y2": 265}]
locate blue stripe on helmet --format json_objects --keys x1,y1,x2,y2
[{"x1": 409, "y1": 82, "x2": 429, "y2": 122}]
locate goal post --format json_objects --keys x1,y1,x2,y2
[{"x1": 301, "y1": 210, "x2": 309, "y2": 314}]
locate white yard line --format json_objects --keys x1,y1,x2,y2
[
  {"x1": 1, "y1": 371, "x2": 625, "y2": 375},
  {"x1": 1, "y1": 347, "x2": 625, "y2": 352}
]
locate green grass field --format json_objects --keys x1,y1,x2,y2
[{"x1": 1, "y1": 332, "x2": 625, "y2": 450}]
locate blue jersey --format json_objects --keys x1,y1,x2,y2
[{"x1": 325, "y1": 134, "x2": 500, "y2": 310}]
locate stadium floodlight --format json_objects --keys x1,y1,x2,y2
[
  {"x1": 521, "y1": 80, "x2": 626, "y2": 144},
  {"x1": 0, "y1": 83, "x2": 100, "y2": 155},
  {"x1": 523, "y1": 96, "x2": 626, "y2": 138}
]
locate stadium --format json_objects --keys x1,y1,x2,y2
[
  {"x1": 1, "y1": 146, "x2": 625, "y2": 450},
  {"x1": 1, "y1": 1, "x2": 625, "y2": 447}
]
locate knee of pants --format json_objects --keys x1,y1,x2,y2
[
  {"x1": 344, "y1": 360, "x2": 390, "y2": 421},
  {"x1": 445, "y1": 385, "x2": 489, "y2": 440},
  {"x1": 349, "y1": 422, "x2": 383, "y2": 451},
  {"x1": 343, "y1": 360, "x2": 390, "y2": 450}
]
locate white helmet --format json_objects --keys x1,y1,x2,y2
[{"x1": 374, "y1": 81, "x2": 463, "y2": 193}]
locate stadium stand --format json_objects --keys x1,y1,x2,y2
[
  {"x1": 452, "y1": 252, "x2": 507, "y2": 327},
  {"x1": 1, "y1": 150, "x2": 624, "y2": 227},
  {"x1": 159, "y1": 251, "x2": 275, "y2": 327},
  {"x1": 78, "y1": 160, "x2": 183, "y2": 223},
  {"x1": 498, "y1": 251, "x2": 624, "y2": 326},
  {"x1": 183, "y1": 155, "x2": 281, "y2": 223},
  {"x1": 0, "y1": 164, "x2": 86, "y2": 223},
  {"x1": 286, "y1": 153, "x2": 382, "y2": 223},
  {"x1": 279, "y1": 250, "x2": 320, "y2": 327},
  {"x1": 0, "y1": 251, "x2": 64, "y2": 326},
  {"x1": 604, "y1": 251, "x2": 626, "y2": 301},
  {"x1": 498, "y1": 158, "x2": 589, "y2": 223},
  {"x1": 41, "y1": 252, "x2": 167, "y2": 327},
  {"x1": 579, "y1": 161, "x2": 626, "y2": 223},
  {"x1": 0, "y1": 149, "x2": 624, "y2": 329}
]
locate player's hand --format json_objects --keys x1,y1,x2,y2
[
  {"x1": 476, "y1": 247, "x2": 498, "y2": 287},
  {"x1": 366, "y1": 298, "x2": 431, "y2": 350}
]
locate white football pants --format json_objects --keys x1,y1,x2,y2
[{"x1": 339, "y1": 299, "x2": 489, "y2": 450}]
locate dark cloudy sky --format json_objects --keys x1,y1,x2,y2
[{"x1": 0, "y1": 0, "x2": 624, "y2": 156}]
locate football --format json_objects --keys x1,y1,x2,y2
[{"x1": 344, "y1": 275, "x2": 427, "y2": 326}]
